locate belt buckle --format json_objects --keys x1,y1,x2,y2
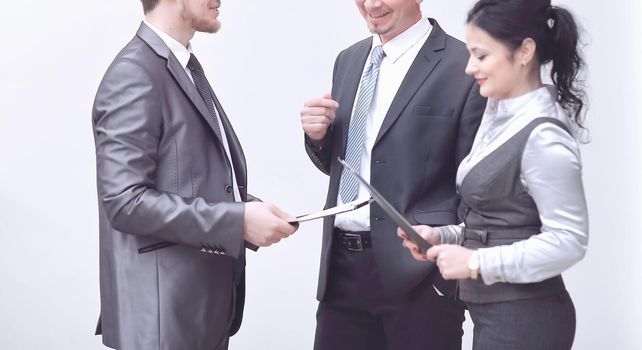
[
  {"x1": 463, "y1": 227, "x2": 488, "y2": 245},
  {"x1": 342, "y1": 233, "x2": 363, "y2": 252},
  {"x1": 479, "y1": 230, "x2": 488, "y2": 244}
]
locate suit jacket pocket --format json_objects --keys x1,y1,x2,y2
[
  {"x1": 138, "y1": 240, "x2": 175, "y2": 253},
  {"x1": 413, "y1": 105, "x2": 454, "y2": 118},
  {"x1": 413, "y1": 210, "x2": 458, "y2": 226}
]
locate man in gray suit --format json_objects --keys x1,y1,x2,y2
[
  {"x1": 300, "y1": 1, "x2": 485, "y2": 349},
  {"x1": 92, "y1": 0, "x2": 297, "y2": 349}
]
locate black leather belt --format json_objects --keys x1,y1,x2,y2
[
  {"x1": 463, "y1": 227, "x2": 539, "y2": 245},
  {"x1": 335, "y1": 230, "x2": 372, "y2": 252},
  {"x1": 463, "y1": 228, "x2": 488, "y2": 244}
]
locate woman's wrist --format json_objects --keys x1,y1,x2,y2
[{"x1": 468, "y1": 250, "x2": 481, "y2": 280}]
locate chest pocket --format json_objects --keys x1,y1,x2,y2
[{"x1": 413, "y1": 105, "x2": 453, "y2": 118}]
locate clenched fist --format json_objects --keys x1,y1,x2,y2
[{"x1": 300, "y1": 93, "x2": 339, "y2": 149}]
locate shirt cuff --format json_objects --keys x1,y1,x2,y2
[
  {"x1": 305, "y1": 135, "x2": 325, "y2": 152},
  {"x1": 435, "y1": 224, "x2": 463, "y2": 245},
  {"x1": 477, "y1": 246, "x2": 506, "y2": 285}
]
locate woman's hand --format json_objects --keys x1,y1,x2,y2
[
  {"x1": 397, "y1": 225, "x2": 441, "y2": 261},
  {"x1": 425, "y1": 245, "x2": 474, "y2": 280}
]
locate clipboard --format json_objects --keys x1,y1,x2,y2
[{"x1": 338, "y1": 158, "x2": 432, "y2": 253}]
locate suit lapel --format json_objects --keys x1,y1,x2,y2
[
  {"x1": 166, "y1": 57, "x2": 224, "y2": 142},
  {"x1": 374, "y1": 19, "x2": 447, "y2": 145},
  {"x1": 136, "y1": 22, "x2": 225, "y2": 144}
]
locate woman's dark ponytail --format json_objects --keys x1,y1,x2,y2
[{"x1": 547, "y1": 6, "x2": 586, "y2": 129}]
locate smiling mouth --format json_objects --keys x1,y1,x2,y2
[
  {"x1": 369, "y1": 11, "x2": 391, "y2": 19},
  {"x1": 476, "y1": 78, "x2": 487, "y2": 85}
]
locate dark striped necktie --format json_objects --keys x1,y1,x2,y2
[{"x1": 338, "y1": 45, "x2": 385, "y2": 203}]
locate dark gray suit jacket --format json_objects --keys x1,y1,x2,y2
[
  {"x1": 306, "y1": 19, "x2": 486, "y2": 300},
  {"x1": 93, "y1": 23, "x2": 249, "y2": 350}
]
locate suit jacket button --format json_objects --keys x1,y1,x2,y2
[{"x1": 225, "y1": 185, "x2": 233, "y2": 193}]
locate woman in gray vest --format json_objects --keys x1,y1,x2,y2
[{"x1": 398, "y1": 0, "x2": 588, "y2": 349}]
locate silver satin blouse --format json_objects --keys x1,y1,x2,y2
[{"x1": 438, "y1": 86, "x2": 589, "y2": 285}]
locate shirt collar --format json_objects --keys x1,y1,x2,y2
[
  {"x1": 143, "y1": 19, "x2": 193, "y2": 69},
  {"x1": 372, "y1": 17, "x2": 432, "y2": 64},
  {"x1": 486, "y1": 86, "x2": 556, "y2": 120}
]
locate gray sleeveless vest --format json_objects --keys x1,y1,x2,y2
[{"x1": 458, "y1": 117, "x2": 569, "y2": 303}]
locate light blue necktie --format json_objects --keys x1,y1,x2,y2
[{"x1": 339, "y1": 45, "x2": 385, "y2": 203}]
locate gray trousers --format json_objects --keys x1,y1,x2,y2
[{"x1": 467, "y1": 290, "x2": 576, "y2": 350}]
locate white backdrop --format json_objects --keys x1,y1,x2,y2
[{"x1": 0, "y1": 1, "x2": 640, "y2": 349}]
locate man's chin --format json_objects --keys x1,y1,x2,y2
[
  {"x1": 368, "y1": 23, "x2": 392, "y2": 36},
  {"x1": 194, "y1": 19, "x2": 221, "y2": 33}
]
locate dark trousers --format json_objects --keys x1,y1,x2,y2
[
  {"x1": 314, "y1": 231, "x2": 465, "y2": 350},
  {"x1": 215, "y1": 336, "x2": 229, "y2": 350},
  {"x1": 467, "y1": 290, "x2": 576, "y2": 350}
]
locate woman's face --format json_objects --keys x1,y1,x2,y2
[{"x1": 465, "y1": 24, "x2": 525, "y2": 100}]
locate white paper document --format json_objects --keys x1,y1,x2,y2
[{"x1": 293, "y1": 198, "x2": 373, "y2": 223}]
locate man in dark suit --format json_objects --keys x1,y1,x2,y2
[
  {"x1": 92, "y1": 0, "x2": 297, "y2": 349},
  {"x1": 300, "y1": 1, "x2": 485, "y2": 349}
]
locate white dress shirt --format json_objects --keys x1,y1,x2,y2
[
  {"x1": 335, "y1": 17, "x2": 433, "y2": 231},
  {"x1": 144, "y1": 20, "x2": 241, "y2": 201},
  {"x1": 438, "y1": 86, "x2": 589, "y2": 285}
]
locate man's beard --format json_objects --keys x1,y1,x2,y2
[
  {"x1": 192, "y1": 16, "x2": 221, "y2": 33},
  {"x1": 369, "y1": 23, "x2": 393, "y2": 36}
]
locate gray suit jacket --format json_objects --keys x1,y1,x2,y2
[
  {"x1": 93, "y1": 23, "x2": 249, "y2": 350},
  {"x1": 306, "y1": 19, "x2": 486, "y2": 300}
]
